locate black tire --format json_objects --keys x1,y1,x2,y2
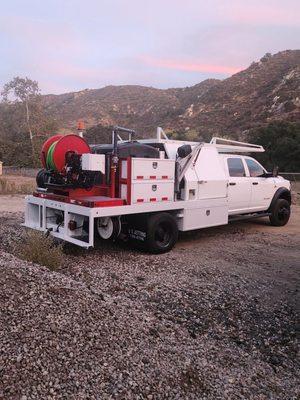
[
  {"x1": 146, "y1": 213, "x2": 178, "y2": 254},
  {"x1": 36, "y1": 169, "x2": 48, "y2": 188},
  {"x1": 269, "y1": 198, "x2": 291, "y2": 226}
]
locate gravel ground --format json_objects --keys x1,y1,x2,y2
[{"x1": 0, "y1": 205, "x2": 299, "y2": 399}]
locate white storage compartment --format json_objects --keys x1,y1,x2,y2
[
  {"x1": 82, "y1": 154, "x2": 105, "y2": 173},
  {"x1": 120, "y1": 183, "x2": 128, "y2": 200},
  {"x1": 120, "y1": 160, "x2": 128, "y2": 179},
  {"x1": 119, "y1": 157, "x2": 175, "y2": 204},
  {"x1": 131, "y1": 181, "x2": 174, "y2": 203},
  {"x1": 178, "y1": 205, "x2": 228, "y2": 231},
  {"x1": 131, "y1": 158, "x2": 175, "y2": 180}
]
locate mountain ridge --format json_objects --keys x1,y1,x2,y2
[
  {"x1": 4, "y1": 50, "x2": 300, "y2": 142},
  {"x1": 41, "y1": 50, "x2": 300, "y2": 139}
]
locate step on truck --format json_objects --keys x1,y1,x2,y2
[{"x1": 23, "y1": 126, "x2": 291, "y2": 253}]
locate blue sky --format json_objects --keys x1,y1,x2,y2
[{"x1": 0, "y1": 0, "x2": 299, "y2": 94}]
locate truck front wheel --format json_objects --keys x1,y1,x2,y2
[
  {"x1": 146, "y1": 213, "x2": 178, "y2": 254},
  {"x1": 269, "y1": 198, "x2": 291, "y2": 226}
]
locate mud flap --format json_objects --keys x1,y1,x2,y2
[{"x1": 125, "y1": 213, "x2": 148, "y2": 245}]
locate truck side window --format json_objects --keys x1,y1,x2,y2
[
  {"x1": 245, "y1": 159, "x2": 264, "y2": 177},
  {"x1": 227, "y1": 158, "x2": 245, "y2": 177}
]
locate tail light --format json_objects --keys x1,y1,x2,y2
[{"x1": 68, "y1": 220, "x2": 77, "y2": 231}]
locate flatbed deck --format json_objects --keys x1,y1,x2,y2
[{"x1": 23, "y1": 194, "x2": 229, "y2": 248}]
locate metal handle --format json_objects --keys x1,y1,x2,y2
[
  {"x1": 229, "y1": 182, "x2": 236, "y2": 186},
  {"x1": 112, "y1": 126, "x2": 136, "y2": 159},
  {"x1": 252, "y1": 182, "x2": 258, "y2": 185}
]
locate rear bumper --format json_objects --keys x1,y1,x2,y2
[{"x1": 23, "y1": 195, "x2": 94, "y2": 248}]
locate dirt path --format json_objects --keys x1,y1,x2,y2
[{"x1": 0, "y1": 195, "x2": 26, "y2": 213}]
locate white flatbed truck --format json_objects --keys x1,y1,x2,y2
[{"x1": 23, "y1": 128, "x2": 291, "y2": 253}]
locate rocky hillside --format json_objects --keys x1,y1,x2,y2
[
  {"x1": 43, "y1": 50, "x2": 300, "y2": 139},
  {"x1": 42, "y1": 79, "x2": 220, "y2": 136},
  {"x1": 173, "y1": 50, "x2": 300, "y2": 137}
]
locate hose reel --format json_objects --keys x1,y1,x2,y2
[{"x1": 41, "y1": 134, "x2": 91, "y2": 172}]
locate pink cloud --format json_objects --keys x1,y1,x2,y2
[
  {"x1": 139, "y1": 56, "x2": 242, "y2": 75},
  {"x1": 226, "y1": 2, "x2": 300, "y2": 26}
]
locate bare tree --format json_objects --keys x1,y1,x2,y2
[{"x1": 1, "y1": 77, "x2": 41, "y2": 162}]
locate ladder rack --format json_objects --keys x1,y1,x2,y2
[{"x1": 210, "y1": 137, "x2": 264, "y2": 153}]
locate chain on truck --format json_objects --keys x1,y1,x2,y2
[{"x1": 23, "y1": 124, "x2": 292, "y2": 253}]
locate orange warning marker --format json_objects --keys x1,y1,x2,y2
[{"x1": 77, "y1": 119, "x2": 85, "y2": 130}]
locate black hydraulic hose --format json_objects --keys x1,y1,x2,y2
[{"x1": 112, "y1": 128, "x2": 118, "y2": 159}]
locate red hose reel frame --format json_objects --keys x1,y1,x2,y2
[
  {"x1": 41, "y1": 134, "x2": 91, "y2": 172},
  {"x1": 40, "y1": 134, "x2": 131, "y2": 203}
]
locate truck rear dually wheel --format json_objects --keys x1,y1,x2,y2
[
  {"x1": 269, "y1": 198, "x2": 291, "y2": 226},
  {"x1": 96, "y1": 217, "x2": 121, "y2": 240},
  {"x1": 146, "y1": 212, "x2": 178, "y2": 254}
]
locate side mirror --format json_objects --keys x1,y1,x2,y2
[{"x1": 272, "y1": 166, "x2": 279, "y2": 177}]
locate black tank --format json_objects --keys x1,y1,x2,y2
[{"x1": 91, "y1": 142, "x2": 159, "y2": 158}]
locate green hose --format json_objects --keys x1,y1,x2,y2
[{"x1": 46, "y1": 141, "x2": 58, "y2": 170}]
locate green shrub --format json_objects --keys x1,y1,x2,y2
[
  {"x1": 248, "y1": 122, "x2": 300, "y2": 172},
  {"x1": 16, "y1": 230, "x2": 64, "y2": 270}
]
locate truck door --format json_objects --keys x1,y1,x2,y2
[
  {"x1": 245, "y1": 158, "x2": 275, "y2": 211},
  {"x1": 226, "y1": 157, "x2": 252, "y2": 214}
]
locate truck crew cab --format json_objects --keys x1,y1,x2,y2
[
  {"x1": 220, "y1": 153, "x2": 291, "y2": 223},
  {"x1": 23, "y1": 127, "x2": 291, "y2": 253}
]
